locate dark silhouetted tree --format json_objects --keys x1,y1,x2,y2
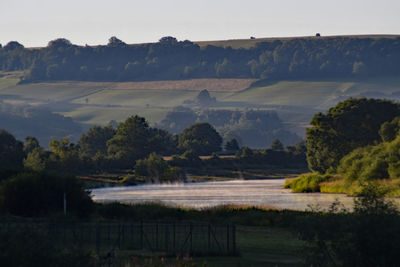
[
  {"x1": 178, "y1": 123, "x2": 222, "y2": 155},
  {"x1": 0, "y1": 130, "x2": 24, "y2": 169},
  {"x1": 225, "y1": 139, "x2": 240, "y2": 151},
  {"x1": 270, "y1": 139, "x2": 284, "y2": 150}
]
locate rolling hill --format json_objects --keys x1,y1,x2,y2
[{"x1": 2, "y1": 71, "x2": 400, "y2": 139}]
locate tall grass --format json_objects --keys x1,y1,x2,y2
[{"x1": 284, "y1": 173, "x2": 332, "y2": 192}]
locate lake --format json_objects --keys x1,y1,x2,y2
[{"x1": 91, "y1": 179, "x2": 357, "y2": 211}]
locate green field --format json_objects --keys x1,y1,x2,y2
[
  {"x1": 198, "y1": 226, "x2": 305, "y2": 267},
  {"x1": 1, "y1": 73, "x2": 400, "y2": 137}
]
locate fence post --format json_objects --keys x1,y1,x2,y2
[
  {"x1": 173, "y1": 223, "x2": 176, "y2": 250},
  {"x1": 190, "y1": 223, "x2": 193, "y2": 254},
  {"x1": 208, "y1": 224, "x2": 211, "y2": 252},
  {"x1": 122, "y1": 224, "x2": 125, "y2": 249},
  {"x1": 140, "y1": 221, "x2": 144, "y2": 249},
  {"x1": 63, "y1": 223, "x2": 67, "y2": 245},
  {"x1": 118, "y1": 224, "x2": 121, "y2": 249},
  {"x1": 108, "y1": 224, "x2": 111, "y2": 243},
  {"x1": 96, "y1": 224, "x2": 101, "y2": 255},
  {"x1": 232, "y1": 224, "x2": 236, "y2": 255},
  {"x1": 164, "y1": 224, "x2": 168, "y2": 251},
  {"x1": 131, "y1": 223, "x2": 134, "y2": 248},
  {"x1": 156, "y1": 222, "x2": 159, "y2": 250},
  {"x1": 227, "y1": 224, "x2": 230, "y2": 253}
]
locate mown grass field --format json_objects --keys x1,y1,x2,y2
[
  {"x1": 205, "y1": 226, "x2": 305, "y2": 267},
  {"x1": 138, "y1": 226, "x2": 306, "y2": 267},
  {"x1": 221, "y1": 77, "x2": 400, "y2": 110},
  {"x1": 0, "y1": 73, "x2": 21, "y2": 90}
]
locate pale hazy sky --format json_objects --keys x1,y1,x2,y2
[{"x1": 1, "y1": 0, "x2": 399, "y2": 47}]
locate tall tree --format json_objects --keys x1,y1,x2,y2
[
  {"x1": 107, "y1": 115, "x2": 153, "y2": 167},
  {"x1": 225, "y1": 138, "x2": 240, "y2": 151},
  {"x1": 49, "y1": 137, "x2": 80, "y2": 171},
  {"x1": 270, "y1": 139, "x2": 284, "y2": 150},
  {"x1": 78, "y1": 125, "x2": 115, "y2": 159},
  {"x1": 0, "y1": 130, "x2": 24, "y2": 169},
  {"x1": 178, "y1": 122, "x2": 222, "y2": 155},
  {"x1": 23, "y1": 136, "x2": 40, "y2": 154}
]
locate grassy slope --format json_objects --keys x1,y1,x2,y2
[
  {"x1": 0, "y1": 72, "x2": 22, "y2": 90},
  {"x1": 197, "y1": 226, "x2": 305, "y2": 267},
  {"x1": 1, "y1": 72, "x2": 400, "y2": 136},
  {"x1": 222, "y1": 77, "x2": 400, "y2": 109}
]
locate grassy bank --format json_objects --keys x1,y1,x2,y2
[{"x1": 285, "y1": 172, "x2": 400, "y2": 197}]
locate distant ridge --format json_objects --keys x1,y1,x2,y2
[
  {"x1": 26, "y1": 34, "x2": 400, "y2": 49},
  {"x1": 195, "y1": 34, "x2": 399, "y2": 49}
]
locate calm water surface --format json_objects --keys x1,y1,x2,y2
[{"x1": 91, "y1": 179, "x2": 359, "y2": 211}]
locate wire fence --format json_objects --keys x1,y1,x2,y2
[{"x1": 0, "y1": 221, "x2": 236, "y2": 256}]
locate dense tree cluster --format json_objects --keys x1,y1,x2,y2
[
  {"x1": 306, "y1": 98, "x2": 400, "y2": 173},
  {"x1": 0, "y1": 36, "x2": 399, "y2": 82},
  {"x1": 0, "y1": 114, "x2": 223, "y2": 173},
  {"x1": 0, "y1": 111, "x2": 308, "y2": 178},
  {"x1": 159, "y1": 107, "x2": 300, "y2": 148},
  {"x1": 170, "y1": 141, "x2": 307, "y2": 172},
  {"x1": 135, "y1": 153, "x2": 185, "y2": 183},
  {"x1": 178, "y1": 122, "x2": 222, "y2": 155}
]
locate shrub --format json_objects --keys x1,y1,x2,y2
[
  {"x1": 299, "y1": 184, "x2": 400, "y2": 267},
  {"x1": 0, "y1": 227, "x2": 97, "y2": 267},
  {"x1": 0, "y1": 172, "x2": 93, "y2": 217},
  {"x1": 338, "y1": 135, "x2": 400, "y2": 182},
  {"x1": 135, "y1": 153, "x2": 185, "y2": 183}
]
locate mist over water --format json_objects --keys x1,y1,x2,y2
[{"x1": 91, "y1": 179, "x2": 358, "y2": 211}]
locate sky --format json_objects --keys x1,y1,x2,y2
[{"x1": 1, "y1": 0, "x2": 400, "y2": 47}]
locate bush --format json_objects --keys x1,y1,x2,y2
[
  {"x1": 337, "y1": 135, "x2": 400, "y2": 183},
  {"x1": 0, "y1": 227, "x2": 97, "y2": 267},
  {"x1": 135, "y1": 153, "x2": 186, "y2": 183},
  {"x1": 298, "y1": 184, "x2": 400, "y2": 267},
  {"x1": 0, "y1": 172, "x2": 93, "y2": 217}
]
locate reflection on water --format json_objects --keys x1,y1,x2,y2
[{"x1": 91, "y1": 179, "x2": 360, "y2": 211}]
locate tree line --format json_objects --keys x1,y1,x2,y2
[
  {"x1": 1, "y1": 113, "x2": 306, "y2": 178},
  {"x1": 158, "y1": 106, "x2": 300, "y2": 148},
  {"x1": 1, "y1": 36, "x2": 399, "y2": 82}
]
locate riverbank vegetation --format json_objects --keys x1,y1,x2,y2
[{"x1": 287, "y1": 97, "x2": 400, "y2": 196}]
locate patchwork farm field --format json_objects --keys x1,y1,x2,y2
[{"x1": 1, "y1": 73, "x2": 400, "y2": 132}]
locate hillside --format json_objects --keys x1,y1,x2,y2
[
  {"x1": 2, "y1": 35, "x2": 400, "y2": 84},
  {"x1": 1, "y1": 34, "x2": 400, "y2": 144},
  {"x1": 2, "y1": 72, "x2": 400, "y2": 140}
]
